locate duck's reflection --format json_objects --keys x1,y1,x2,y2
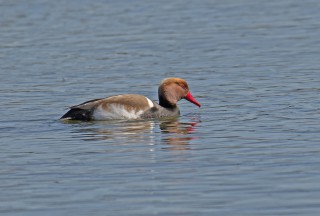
[
  {"x1": 70, "y1": 118, "x2": 199, "y2": 150},
  {"x1": 74, "y1": 120, "x2": 155, "y2": 142},
  {"x1": 159, "y1": 120, "x2": 198, "y2": 150}
]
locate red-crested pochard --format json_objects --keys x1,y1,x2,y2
[{"x1": 60, "y1": 77, "x2": 201, "y2": 121}]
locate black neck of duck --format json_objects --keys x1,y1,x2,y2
[{"x1": 159, "y1": 95, "x2": 177, "y2": 109}]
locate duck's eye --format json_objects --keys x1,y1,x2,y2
[{"x1": 179, "y1": 84, "x2": 187, "y2": 90}]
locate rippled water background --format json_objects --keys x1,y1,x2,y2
[{"x1": 1, "y1": 0, "x2": 320, "y2": 215}]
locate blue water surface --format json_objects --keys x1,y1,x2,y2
[{"x1": 1, "y1": 0, "x2": 320, "y2": 215}]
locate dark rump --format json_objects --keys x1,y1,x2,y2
[{"x1": 60, "y1": 108, "x2": 92, "y2": 121}]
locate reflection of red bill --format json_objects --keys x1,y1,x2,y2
[{"x1": 187, "y1": 122, "x2": 198, "y2": 133}]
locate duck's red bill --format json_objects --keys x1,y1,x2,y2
[{"x1": 185, "y1": 92, "x2": 201, "y2": 107}]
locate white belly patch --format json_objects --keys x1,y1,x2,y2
[{"x1": 93, "y1": 104, "x2": 144, "y2": 120}]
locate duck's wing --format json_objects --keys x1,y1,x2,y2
[{"x1": 70, "y1": 98, "x2": 104, "y2": 110}]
